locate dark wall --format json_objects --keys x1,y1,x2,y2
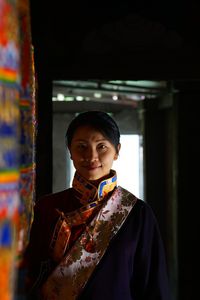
[
  {"x1": 144, "y1": 96, "x2": 179, "y2": 299},
  {"x1": 30, "y1": 0, "x2": 200, "y2": 79},
  {"x1": 175, "y1": 82, "x2": 200, "y2": 300},
  {"x1": 35, "y1": 70, "x2": 52, "y2": 199},
  {"x1": 143, "y1": 89, "x2": 200, "y2": 300}
]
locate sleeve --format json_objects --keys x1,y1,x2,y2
[
  {"x1": 131, "y1": 202, "x2": 172, "y2": 300},
  {"x1": 22, "y1": 197, "x2": 56, "y2": 296}
]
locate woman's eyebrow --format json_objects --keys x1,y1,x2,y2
[
  {"x1": 73, "y1": 138, "x2": 108, "y2": 142},
  {"x1": 96, "y1": 139, "x2": 108, "y2": 142}
]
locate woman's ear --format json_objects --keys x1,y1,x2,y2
[{"x1": 114, "y1": 143, "x2": 121, "y2": 160}]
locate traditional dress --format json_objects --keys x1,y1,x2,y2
[{"x1": 24, "y1": 171, "x2": 171, "y2": 300}]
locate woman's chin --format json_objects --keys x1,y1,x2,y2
[{"x1": 79, "y1": 172, "x2": 100, "y2": 182}]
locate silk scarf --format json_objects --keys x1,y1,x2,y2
[{"x1": 49, "y1": 170, "x2": 118, "y2": 262}]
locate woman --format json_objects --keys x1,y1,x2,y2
[{"x1": 24, "y1": 111, "x2": 171, "y2": 299}]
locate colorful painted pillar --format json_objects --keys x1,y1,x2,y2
[
  {"x1": 0, "y1": 0, "x2": 35, "y2": 299},
  {"x1": 0, "y1": 0, "x2": 21, "y2": 299},
  {"x1": 17, "y1": 0, "x2": 36, "y2": 262}
]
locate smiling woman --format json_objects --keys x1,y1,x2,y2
[
  {"x1": 22, "y1": 110, "x2": 171, "y2": 300},
  {"x1": 67, "y1": 112, "x2": 121, "y2": 182},
  {"x1": 69, "y1": 126, "x2": 119, "y2": 181}
]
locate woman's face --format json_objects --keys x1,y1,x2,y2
[{"x1": 69, "y1": 125, "x2": 120, "y2": 181}]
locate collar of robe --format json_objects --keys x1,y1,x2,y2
[{"x1": 72, "y1": 169, "x2": 117, "y2": 205}]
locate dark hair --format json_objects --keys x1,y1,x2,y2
[{"x1": 66, "y1": 111, "x2": 120, "y2": 152}]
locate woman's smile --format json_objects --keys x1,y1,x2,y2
[{"x1": 85, "y1": 164, "x2": 101, "y2": 171}]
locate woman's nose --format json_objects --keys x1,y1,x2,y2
[{"x1": 85, "y1": 147, "x2": 98, "y2": 161}]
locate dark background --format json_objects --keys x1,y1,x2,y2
[
  {"x1": 29, "y1": 1, "x2": 200, "y2": 299},
  {"x1": 30, "y1": 0, "x2": 200, "y2": 78}
]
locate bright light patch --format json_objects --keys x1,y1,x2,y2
[
  {"x1": 113, "y1": 135, "x2": 142, "y2": 198},
  {"x1": 112, "y1": 95, "x2": 118, "y2": 101},
  {"x1": 76, "y1": 96, "x2": 84, "y2": 101},
  {"x1": 94, "y1": 93, "x2": 102, "y2": 98},
  {"x1": 57, "y1": 93, "x2": 65, "y2": 101}
]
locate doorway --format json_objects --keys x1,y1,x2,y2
[{"x1": 52, "y1": 80, "x2": 168, "y2": 200}]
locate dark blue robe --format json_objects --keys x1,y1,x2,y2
[
  {"x1": 79, "y1": 199, "x2": 171, "y2": 300},
  {"x1": 22, "y1": 189, "x2": 171, "y2": 300}
]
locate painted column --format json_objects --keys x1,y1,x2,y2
[
  {"x1": 17, "y1": 0, "x2": 36, "y2": 262},
  {"x1": 0, "y1": 0, "x2": 35, "y2": 299},
  {"x1": 0, "y1": 0, "x2": 20, "y2": 299}
]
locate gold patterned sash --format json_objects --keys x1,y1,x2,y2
[{"x1": 40, "y1": 186, "x2": 137, "y2": 300}]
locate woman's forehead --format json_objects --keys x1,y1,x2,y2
[{"x1": 72, "y1": 125, "x2": 105, "y2": 138}]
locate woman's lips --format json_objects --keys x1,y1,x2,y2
[{"x1": 84, "y1": 164, "x2": 101, "y2": 170}]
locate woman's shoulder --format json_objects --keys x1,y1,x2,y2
[
  {"x1": 130, "y1": 198, "x2": 161, "y2": 234},
  {"x1": 118, "y1": 186, "x2": 145, "y2": 208},
  {"x1": 119, "y1": 186, "x2": 158, "y2": 224},
  {"x1": 39, "y1": 188, "x2": 73, "y2": 201},
  {"x1": 34, "y1": 188, "x2": 74, "y2": 212}
]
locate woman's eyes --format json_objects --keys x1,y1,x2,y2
[
  {"x1": 77, "y1": 144, "x2": 87, "y2": 150},
  {"x1": 97, "y1": 144, "x2": 107, "y2": 150},
  {"x1": 76, "y1": 144, "x2": 108, "y2": 151}
]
